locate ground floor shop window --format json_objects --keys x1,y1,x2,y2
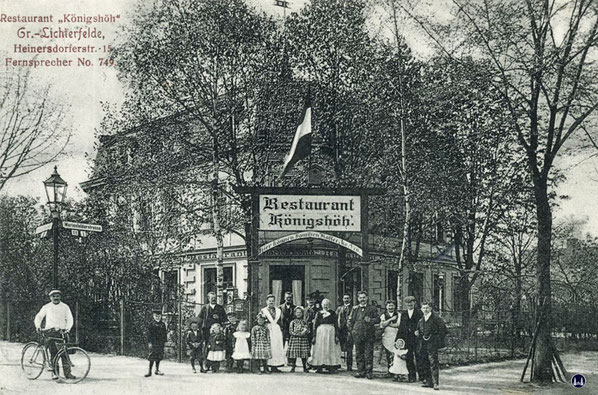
[
  {"x1": 269, "y1": 265, "x2": 305, "y2": 305},
  {"x1": 203, "y1": 266, "x2": 234, "y2": 303}
]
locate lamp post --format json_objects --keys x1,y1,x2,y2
[{"x1": 43, "y1": 166, "x2": 67, "y2": 289}]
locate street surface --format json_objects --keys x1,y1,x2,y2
[{"x1": 0, "y1": 341, "x2": 596, "y2": 395}]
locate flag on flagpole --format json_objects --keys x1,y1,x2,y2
[{"x1": 279, "y1": 97, "x2": 312, "y2": 178}]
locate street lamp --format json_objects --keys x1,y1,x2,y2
[{"x1": 43, "y1": 166, "x2": 67, "y2": 288}]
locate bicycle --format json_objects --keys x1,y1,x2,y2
[{"x1": 20, "y1": 329, "x2": 91, "y2": 384}]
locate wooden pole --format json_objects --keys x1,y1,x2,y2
[
  {"x1": 250, "y1": 193, "x2": 260, "y2": 328},
  {"x1": 552, "y1": 356, "x2": 563, "y2": 382},
  {"x1": 553, "y1": 349, "x2": 569, "y2": 380},
  {"x1": 360, "y1": 193, "x2": 369, "y2": 292},
  {"x1": 120, "y1": 299, "x2": 125, "y2": 355},
  {"x1": 6, "y1": 302, "x2": 10, "y2": 342},
  {"x1": 178, "y1": 299, "x2": 183, "y2": 363},
  {"x1": 75, "y1": 300, "x2": 79, "y2": 343},
  {"x1": 520, "y1": 315, "x2": 542, "y2": 382},
  {"x1": 529, "y1": 341, "x2": 536, "y2": 382}
]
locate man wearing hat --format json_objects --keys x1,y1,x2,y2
[
  {"x1": 336, "y1": 293, "x2": 354, "y2": 371},
  {"x1": 34, "y1": 290, "x2": 75, "y2": 380},
  {"x1": 198, "y1": 291, "x2": 228, "y2": 371},
  {"x1": 145, "y1": 309, "x2": 167, "y2": 377},
  {"x1": 397, "y1": 295, "x2": 423, "y2": 382},
  {"x1": 347, "y1": 291, "x2": 380, "y2": 379}
]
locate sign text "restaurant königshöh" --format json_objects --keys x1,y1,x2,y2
[{"x1": 259, "y1": 195, "x2": 361, "y2": 232}]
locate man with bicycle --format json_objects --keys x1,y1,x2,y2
[{"x1": 34, "y1": 289, "x2": 76, "y2": 380}]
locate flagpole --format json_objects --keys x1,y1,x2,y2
[
  {"x1": 307, "y1": 87, "x2": 313, "y2": 185},
  {"x1": 308, "y1": 142, "x2": 313, "y2": 185}
]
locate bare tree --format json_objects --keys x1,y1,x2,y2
[{"x1": 0, "y1": 67, "x2": 70, "y2": 191}]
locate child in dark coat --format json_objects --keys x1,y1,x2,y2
[
  {"x1": 145, "y1": 309, "x2": 167, "y2": 377},
  {"x1": 206, "y1": 323, "x2": 226, "y2": 372},
  {"x1": 224, "y1": 313, "x2": 238, "y2": 371},
  {"x1": 186, "y1": 321, "x2": 203, "y2": 373}
]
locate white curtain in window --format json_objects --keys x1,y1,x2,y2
[
  {"x1": 272, "y1": 280, "x2": 282, "y2": 306},
  {"x1": 292, "y1": 280, "x2": 302, "y2": 307}
]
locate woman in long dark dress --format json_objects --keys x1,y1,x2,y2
[{"x1": 311, "y1": 298, "x2": 342, "y2": 373}]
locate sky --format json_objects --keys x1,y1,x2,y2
[{"x1": 1, "y1": 0, "x2": 597, "y2": 236}]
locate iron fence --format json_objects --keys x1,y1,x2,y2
[{"x1": 2, "y1": 298, "x2": 596, "y2": 369}]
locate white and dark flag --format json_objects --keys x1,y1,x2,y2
[{"x1": 280, "y1": 97, "x2": 312, "y2": 178}]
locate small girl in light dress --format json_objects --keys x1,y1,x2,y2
[
  {"x1": 389, "y1": 338, "x2": 409, "y2": 381},
  {"x1": 206, "y1": 323, "x2": 226, "y2": 372},
  {"x1": 231, "y1": 320, "x2": 251, "y2": 373}
]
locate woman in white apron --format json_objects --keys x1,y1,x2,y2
[
  {"x1": 261, "y1": 294, "x2": 286, "y2": 371},
  {"x1": 380, "y1": 300, "x2": 400, "y2": 379}
]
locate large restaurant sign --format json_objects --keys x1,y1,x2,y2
[{"x1": 259, "y1": 194, "x2": 361, "y2": 232}]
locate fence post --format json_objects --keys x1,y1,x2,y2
[
  {"x1": 75, "y1": 300, "x2": 79, "y2": 344},
  {"x1": 178, "y1": 300, "x2": 183, "y2": 363},
  {"x1": 120, "y1": 299, "x2": 125, "y2": 355},
  {"x1": 6, "y1": 301, "x2": 10, "y2": 342}
]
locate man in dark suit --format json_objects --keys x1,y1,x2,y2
[
  {"x1": 336, "y1": 293, "x2": 354, "y2": 371},
  {"x1": 347, "y1": 290, "x2": 381, "y2": 379},
  {"x1": 278, "y1": 291, "x2": 296, "y2": 347},
  {"x1": 198, "y1": 291, "x2": 228, "y2": 371},
  {"x1": 416, "y1": 301, "x2": 447, "y2": 391},
  {"x1": 397, "y1": 295, "x2": 423, "y2": 382}
]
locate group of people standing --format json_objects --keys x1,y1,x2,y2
[{"x1": 145, "y1": 290, "x2": 447, "y2": 390}]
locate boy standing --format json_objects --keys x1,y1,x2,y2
[
  {"x1": 145, "y1": 309, "x2": 167, "y2": 377},
  {"x1": 224, "y1": 313, "x2": 238, "y2": 371},
  {"x1": 186, "y1": 321, "x2": 203, "y2": 373}
]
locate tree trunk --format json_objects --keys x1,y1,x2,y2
[
  {"x1": 457, "y1": 275, "x2": 472, "y2": 339},
  {"x1": 0, "y1": 282, "x2": 5, "y2": 340},
  {"x1": 212, "y1": 140, "x2": 225, "y2": 306},
  {"x1": 512, "y1": 261, "x2": 522, "y2": 350},
  {"x1": 532, "y1": 178, "x2": 553, "y2": 382}
]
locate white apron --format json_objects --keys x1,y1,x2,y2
[
  {"x1": 381, "y1": 313, "x2": 400, "y2": 352},
  {"x1": 261, "y1": 306, "x2": 285, "y2": 367}
]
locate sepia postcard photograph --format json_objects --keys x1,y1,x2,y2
[{"x1": 0, "y1": 0, "x2": 597, "y2": 394}]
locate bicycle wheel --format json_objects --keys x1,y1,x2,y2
[
  {"x1": 54, "y1": 347, "x2": 90, "y2": 384},
  {"x1": 21, "y1": 342, "x2": 45, "y2": 380}
]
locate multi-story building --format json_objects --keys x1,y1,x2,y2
[{"x1": 81, "y1": 114, "x2": 463, "y2": 315}]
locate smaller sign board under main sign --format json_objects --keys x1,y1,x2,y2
[
  {"x1": 35, "y1": 222, "x2": 53, "y2": 234},
  {"x1": 62, "y1": 221, "x2": 102, "y2": 232},
  {"x1": 259, "y1": 194, "x2": 361, "y2": 232}
]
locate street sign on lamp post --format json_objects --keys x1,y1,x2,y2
[{"x1": 43, "y1": 166, "x2": 67, "y2": 289}]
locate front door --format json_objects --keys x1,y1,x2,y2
[{"x1": 269, "y1": 265, "x2": 305, "y2": 306}]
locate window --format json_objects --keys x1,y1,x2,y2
[
  {"x1": 433, "y1": 274, "x2": 445, "y2": 312},
  {"x1": 138, "y1": 199, "x2": 153, "y2": 231},
  {"x1": 340, "y1": 264, "x2": 362, "y2": 304},
  {"x1": 203, "y1": 266, "x2": 234, "y2": 303},
  {"x1": 387, "y1": 270, "x2": 399, "y2": 303},
  {"x1": 408, "y1": 272, "x2": 424, "y2": 306},
  {"x1": 163, "y1": 270, "x2": 179, "y2": 312},
  {"x1": 452, "y1": 275, "x2": 459, "y2": 312},
  {"x1": 436, "y1": 223, "x2": 445, "y2": 243}
]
